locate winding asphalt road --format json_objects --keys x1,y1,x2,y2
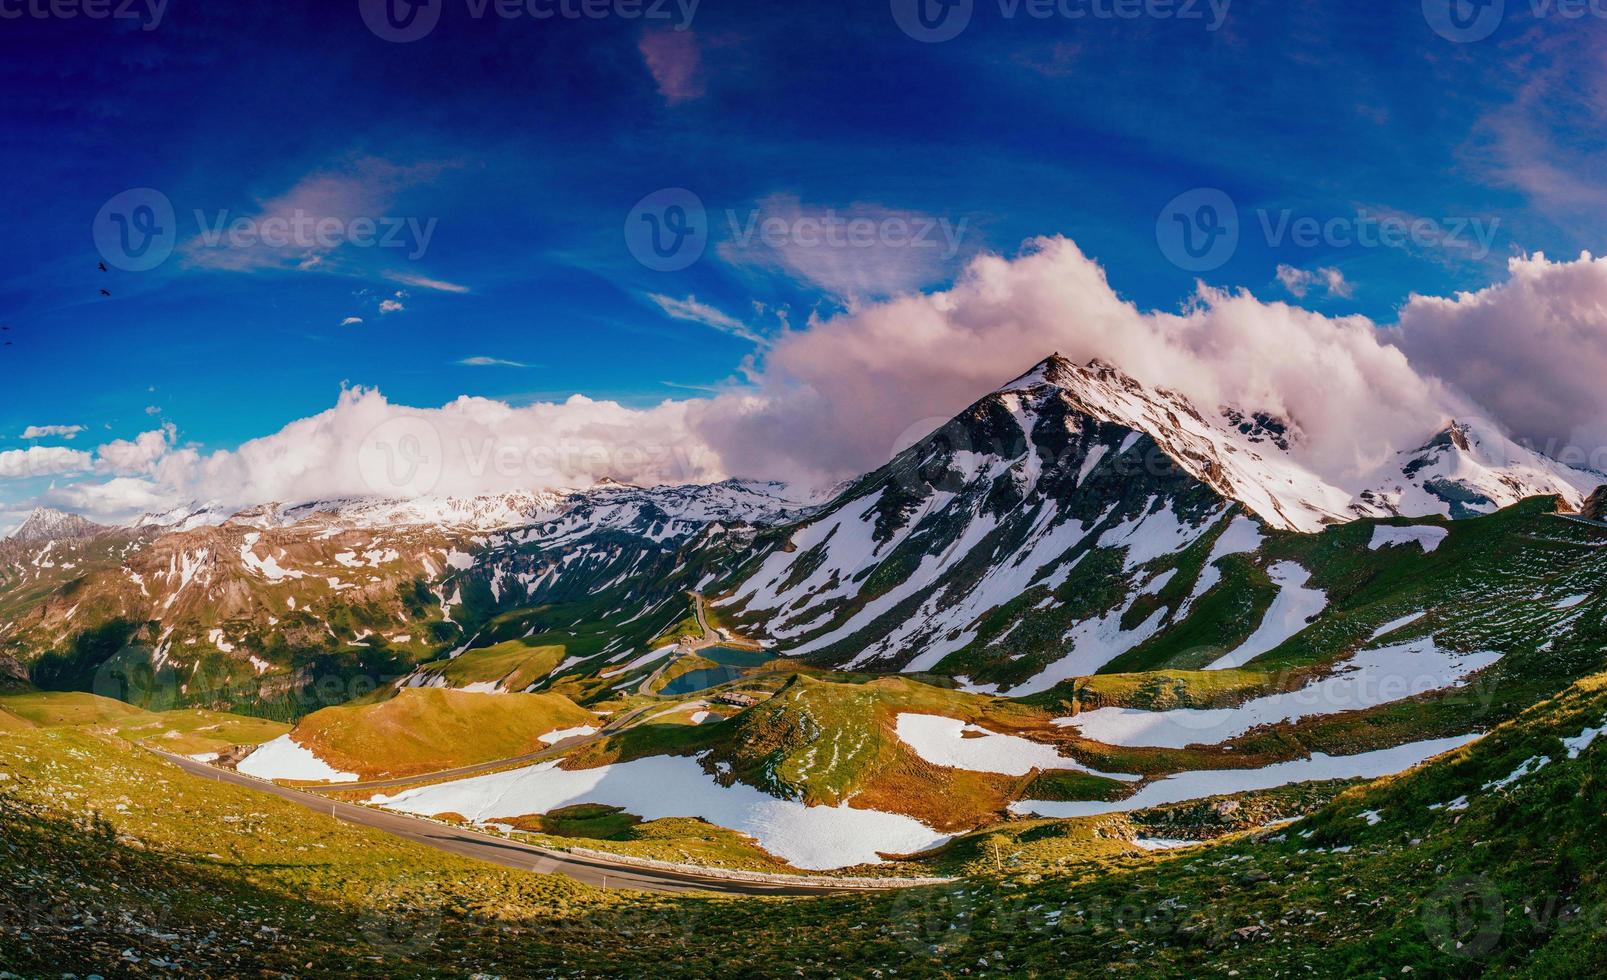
[{"x1": 154, "y1": 751, "x2": 916, "y2": 896}]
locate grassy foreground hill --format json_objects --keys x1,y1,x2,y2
[
  {"x1": 5, "y1": 668, "x2": 1607, "y2": 976},
  {"x1": 280, "y1": 686, "x2": 600, "y2": 779}
]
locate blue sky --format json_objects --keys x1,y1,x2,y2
[{"x1": 3, "y1": 0, "x2": 1607, "y2": 523}]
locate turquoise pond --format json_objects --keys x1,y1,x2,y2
[{"x1": 657, "y1": 647, "x2": 775, "y2": 696}]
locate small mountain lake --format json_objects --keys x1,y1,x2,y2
[{"x1": 657, "y1": 647, "x2": 775, "y2": 696}]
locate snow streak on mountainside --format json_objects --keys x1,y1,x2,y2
[{"x1": 721, "y1": 356, "x2": 1239, "y2": 689}]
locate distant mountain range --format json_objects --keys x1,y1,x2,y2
[{"x1": 1, "y1": 353, "x2": 1601, "y2": 713}]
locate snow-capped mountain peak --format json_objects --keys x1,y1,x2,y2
[
  {"x1": 8, "y1": 507, "x2": 106, "y2": 544},
  {"x1": 995, "y1": 354, "x2": 1599, "y2": 532}
]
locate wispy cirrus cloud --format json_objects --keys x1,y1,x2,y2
[
  {"x1": 646, "y1": 293, "x2": 767, "y2": 345},
  {"x1": 457, "y1": 356, "x2": 530, "y2": 368},
  {"x1": 385, "y1": 270, "x2": 471, "y2": 294}
]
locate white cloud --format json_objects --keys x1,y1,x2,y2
[
  {"x1": 689, "y1": 236, "x2": 1472, "y2": 488},
  {"x1": 28, "y1": 237, "x2": 1607, "y2": 523},
  {"x1": 1395, "y1": 251, "x2": 1607, "y2": 463},
  {"x1": 341, "y1": 316, "x2": 364, "y2": 326},
  {"x1": 0, "y1": 446, "x2": 93, "y2": 480},
  {"x1": 385, "y1": 271, "x2": 470, "y2": 294},
  {"x1": 95, "y1": 426, "x2": 176, "y2": 477},
  {"x1": 41, "y1": 477, "x2": 175, "y2": 519},
  {"x1": 20, "y1": 424, "x2": 83, "y2": 440},
  {"x1": 717, "y1": 194, "x2": 972, "y2": 305},
  {"x1": 646, "y1": 293, "x2": 766, "y2": 345},
  {"x1": 457, "y1": 356, "x2": 529, "y2": 368},
  {"x1": 1276, "y1": 264, "x2": 1354, "y2": 299},
  {"x1": 39, "y1": 388, "x2": 724, "y2": 522}
]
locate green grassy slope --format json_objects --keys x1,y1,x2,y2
[
  {"x1": 288, "y1": 687, "x2": 598, "y2": 778},
  {"x1": 6, "y1": 666, "x2": 1607, "y2": 976}
]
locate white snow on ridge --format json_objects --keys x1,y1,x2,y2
[
  {"x1": 372, "y1": 754, "x2": 949, "y2": 870},
  {"x1": 1181, "y1": 515, "x2": 1264, "y2": 615},
  {"x1": 1062, "y1": 638, "x2": 1501, "y2": 748},
  {"x1": 236, "y1": 735, "x2": 358, "y2": 783},
  {"x1": 1009, "y1": 734, "x2": 1480, "y2": 818},
  {"x1": 1369, "y1": 525, "x2": 1449, "y2": 553},
  {"x1": 1206, "y1": 562, "x2": 1327, "y2": 670},
  {"x1": 1564, "y1": 717, "x2": 1607, "y2": 758},
  {"x1": 537, "y1": 725, "x2": 599, "y2": 745},
  {"x1": 1369, "y1": 610, "x2": 1426, "y2": 641},
  {"x1": 894, "y1": 713, "x2": 1139, "y2": 780},
  {"x1": 1001, "y1": 605, "x2": 1168, "y2": 696},
  {"x1": 1098, "y1": 499, "x2": 1216, "y2": 571}
]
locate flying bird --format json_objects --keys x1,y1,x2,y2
[
  {"x1": 98, "y1": 262, "x2": 108, "y2": 273},
  {"x1": 99, "y1": 288, "x2": 111, "y2": 297}
]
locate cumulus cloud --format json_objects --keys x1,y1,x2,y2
[
  {"x1": 40, "y1": 389, "x2": 724, "y2": 522},
  {"x1": 691, "y1": 237, "x2": 1471, "y2": 487},
  {"x1": 1395, "y1": 251, "x2": 1607, "y2": 460},
  {"x1": 20, "y1": 424, "x2": 83, "y2": 440},
  {"x1": 95, "y1": 426, "x2": 176, "y2": 477},
  {"x1": 41, "y1": 477, "x2": 177, "y2": 519},
  {"x1": 0, "y1": 446, "x2": 93, "y2": 480},
  {"x1": 28, "y1": 237, "x2": 1607, "y2": 524}
]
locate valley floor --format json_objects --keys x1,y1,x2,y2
[{"x1": 6, "y1": 665, "x2": 1607, "y2": 977}]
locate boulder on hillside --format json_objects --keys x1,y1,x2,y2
[
  {"x1": 1584, "y1": 485, "x2": 1607, "y2": 522},
  {"x1": 0, "y1": 653, "x2": 31, "y2": 692}
]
